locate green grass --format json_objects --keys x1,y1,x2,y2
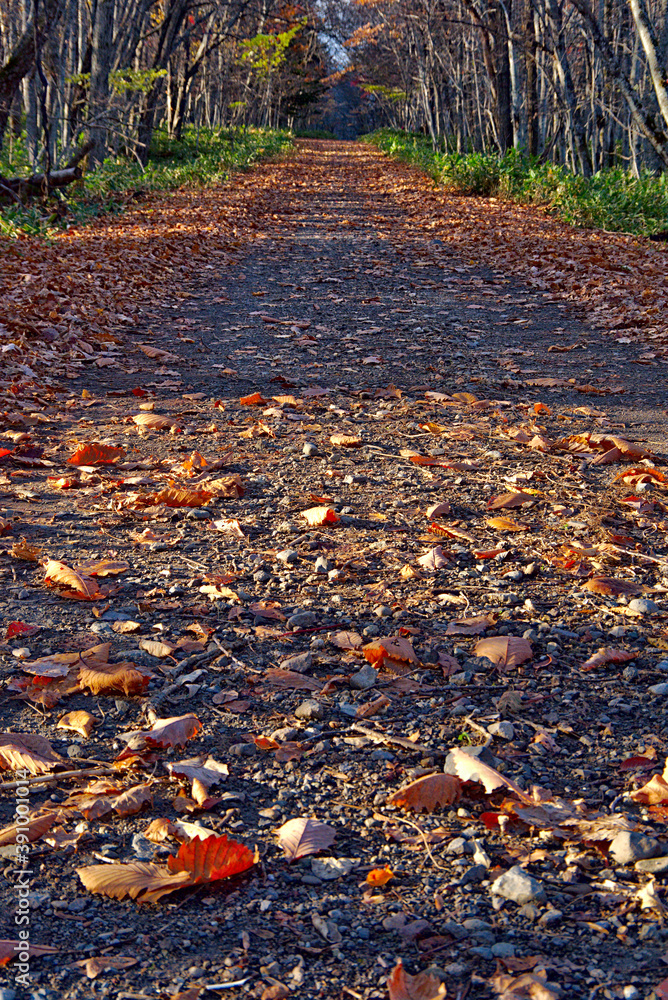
[
  {"x1": 0, "y1": 125, "x2": 293, "y2": 238},
  {"x1": 361, "y1": 128, "x2": 668, "y2": 236}
]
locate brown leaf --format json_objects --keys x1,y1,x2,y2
[
  {"x1": 77, "y1": 860, "x2": 191, "y2": 903},
  {"x1": 208, "y1": 474, "x2": 245, "y2": 498},
  {"x1": 57, "y1": 710, "x2": 96, "y2": 737},
  {"x1": 276, "y1": 817, "x2": 336, "y2": 860},
  {"x1": 239, "y1": 392, "x2": 267, "y2": 405},
  {"x1": 330, "y1": 630, "x2": 363, "y2": 650},
  {"x1": 0, "y1": 733, "x2": 64, "y2": 774},
  {"x1": 580, "y1": 647, "x2": 636, "y2": 671},
  {"x1": 330, "y1": 432, "x2": 362, "y2": 447},
  {"x1": 70, "y1": 956, "x2": 138, "y2": 979},
  {"x1": 264, "y1": 669, "x2": 322, "y2": 691},
  {"x1": 630, "y1": 760, "x2": 668, "y2": 805},
  {"x1": 487, "y1": 492, "x2": 537, "y2": 510},
  {"x1": 417, "y1": 546, "x2": 450, "y2": 570},
  {"x1": 387, "y1": 774, "x2": 462, "y2": 813},
  {"x1": 301, "y1": 505, "x2": 340, "y2": 526},
  {"x1": 137, "y1": 487, "x2": 213, "y2": 508},
  {"x1": 0, "y1": 811, "x2": 58, "y2": 846},
  {"x1": 387, "y1": 958, "x2": 447, "y2": 1000},
  {"x1": 0, "y1": 940, "x2": 59, "y2": 967},
  {"x1": 74, "y1": 559, "x2": 129, "y2": 577},
  {"x1": 363, "y1": 636, "x2": 419, "y2": 669},
  {"x1": 79, "y1": 660, "x2": 151, "y2": 696},
  {"x1": 355, "y1": 694, "x2": 390, "y2": 719},
  {"x1": 132, "y1": 413, "x2": 178, "y2": 430},
  {"x1": 581, "y1": 576, "x2": 642, "y2": 596},
  {"x1": 138, "y1": 638, "x2": 176, "y2": 658},
  {"x1": 446, "y1": 614, "x2": 496, "y2": 636},
  {"x1": 118, "y1": 714, "x2": 202, "y2": 749},
  {"x1": 474, "y1": 636, "x2": 533, "y2": 670},
  {"x1": 165, "y1": 756, "x2": 229, "y2": 803},
  {"x1": 448, "y1": 746, "x2": 532, "y2": 803},
  {"x1": 43, "y1": 559, "x2": 100, "y2": 599},
  {"x1": 10, "y1": 538, "x2": 42, "y2": 562},
  {"x1": 491, "y1": 969, "x2": 559, "y2": 1000},
  {"x1": 486, "y1": 516, "x2": 530, "y2": 532},
  {"x1": 67, "y1": 443, "x2": 126, "y2": 465}
]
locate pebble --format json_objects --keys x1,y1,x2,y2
[
  {"x1": 369, "y1": 749, "x2": 394, "y2": 761},
  {"x1": 228, "y1": 743, "x2": 257, "y2": 757},
  {"x1": 487, "y1": 721, "x2": 515, "y2": 740},
  {"x1": 446, "y1": 837, "x2": 468, "y2": 855},
  {"x1": 0, "y1": 989, "x2": 16, "y2": 1000},
  {"x1": 609, "y1": 831, "x2": 663, "y2": 864},
  {"x1": 277, "y1": 549, "x2": 299, "y2": 565},
  {"x1": 622, "y1": 988, "x2": 640, "y2": 1000},
  {"x1": 132, "y1": 833, "x2": 158, "y2": 860},
  {"x1": 314, "y1": 556, "x2": 331, "y2": 573},
  {"x1": 280, "y1": 651, "x2": 313, "y2": 674},
  {"x1": 374, "y1": 605, "x2": 393, "y2": 618},
  {"x1": 649, "y1": 682, "x2": 668, "y2": 696},
  {"x1": 634, "y1": 855, "x2": 668, "y2": 874},
  {"x1": 468, "y1": 946, "x2": 493, "y2": 960},
  {"x1": 302, "y1": 442, "x2": 318, "y2": 457},
  {"x1": 462, "y1": 918, "x2": 492, "y2": 932},
  {"x1": 11, "y1": 647, "x2": 31, "y2": 659},
  {"x1": 538, "y1": 908, "x2": 563, "y2": 928},
  {"x1": 458, "y1": 864, "x2": 487, "y2": 885},
  {"x1": 491, "y1": 866, "x2": 546, "y2": 904},
  {"x1": 657, "y1": 659, "x2": 668, "y2": 671},
  {"x1": 271, "y1": 726, "x2": 299, "y2": 741},
  {"x1": 609, "y1": 626, "x2": 627, "y2": 638},
  {"x1": 288, "y1": 610, "x2": 317, "y2": 629},
  {"x1": 294, "y1": 699, "x2": 324, "y2": 721},
  {"x1": 628, "y1": 598, "x2": 658, "y2": 614},
  {"x1": 66, "y1": 744, "x2": 83, "y2": 758},
  {"x1": 491, "y1": 942, "x2": 515, "y2": 958},
  {"x1": 350, "y1": 664, "x2": 378, "y2": 690}
]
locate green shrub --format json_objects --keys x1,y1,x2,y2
[
  {"x1": 361, "y1": 129, "x2": 668, "y2": 236},
  {"x1": 0, "y1": 126, "x2": 293, "y2": 238}
]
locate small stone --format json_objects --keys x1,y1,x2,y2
[
  {"x1": 314, "y1": 556, "x2": 331, "y2": 573},
  {"x1": 66, "y1": 744, "x2": 83, "y2": 758},
  {"x1": 374, "y1": 604, "x2": 393, "y2": 618},
  {"x1": 487, "y1": 721, "x2": 515, "y2": 740},
  {"x1": 288, "y1": 610, "x2": 317, "y2": 629},
  {"x1": 302, "y1": 442, "x2": 318, "y2": 457},
  {"x1": 446, "y1": 837, "x2": 468, "y2": 856},
  {"x1": 634, "y1": 855, "x2": 668, "y2": 874},
  {"x1": 622, "y1": 987, "x2": 640, "y2": 1000},
  {"x1": 622, "y1": 666, "x2": 639, "y2": 682},
  {"x1": 90, "y1": 622, "x2": 115, "y2": 635},
  {"x1": 517, "y1": 903, "x2": 540, "y2": 921},
  {"x1": 271, "y1": 726, "x2": 299, "y2": 742},
  {"x1": 538, "y1": 908, "x2": 563, "y2": 928},
  {"x1": 458, "y1": 864, "x2": 487, "y2": 885},
  {"x1": 350, "y1": 664, "x2": 378, "y2": 690},
  {"x1": 369, "y1": 749, "x2": 394, "y2": 761},
  {"x1": 609, "y1": 831, "x2": 662, "y2": 865},
  {"x1": 253, "y1": 570, "x2": 271, "y2": 583},
  {"x1": 132, "y1": 833, "x2": 158, "y2": 860},
  {"x1": 279, "y1": 651, "x2": 313, "y2": 674},
  {"x1": 228, "y1": 743, "x2": 257, "y2": 757},
  {"x1": 294, "y1": 699, "x2": 324, "y2": 721},
  {"x1": 491, "y1": 866, "x2": 546, "y2": 904},
  {"x1": 628, "y1": 598, "x2": 658, "y2": 614},
  {"x1": 462, "y1": 918, "x2": 492, "y2": 932},
  {"x1": 0, "y1": 989, "x2": 17, "y2": 1000},
  {"x1": 277, "y1": 549, "x2": 299, "y2": 565},
  {"x1": 67, "y1": 898, "x2": 87, "y2": 912},
  {"x1": 656, "y1": 659, "x2": 668, "y2": 671},
  {"x1": 468, "y1": 946, "x2": 493, "y2": 960},
  {"x1": 649, "y1": 682, "x2": 668, "y2": 696},
  {"x1": 491, "y1": 942, "x2": 515, "y2": 958},
  {"x1": 11, "y1": 646, "x2": 31, "y2": 659}
]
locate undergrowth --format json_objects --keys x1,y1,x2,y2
[
  {"x1": 362, "y1": 128, "x2": 668, "y2": 236},
  {"x1": 0, "y1": 126, "x2": 293, "y2": 238}
]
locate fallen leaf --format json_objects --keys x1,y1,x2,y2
[
  {"x1": 446, "y1": 615, "x2": 496, "y2": 636},
  {"x1": 387, "y1": 958, "x2": 447, "y2": 1000},
  {"x1": 0, "y1": 733, "x2": 64, "y2": 774},
  {"x1": 74, "y1": 559, "x2": 129, "y2": 577},
  {"x1": 0, "y1": 940, "x2": 59, "y2": 966},
  {"x1": 486, "y1": 516, "x2": 530, "y2": 532},
  {"x1": 474, "y1": 636, "x2": 533, "y2": 670},
  {"x1": 487, "y1": 492, "x2": 537, "y2": 510},
  {"x1": 240, "y1": 392, "x2": 267, "y2": 405},
  {"x1": 301, "y1": 506, "x2": 340, "y2": 526},
  {"x1": 448, "y1": 746, "x2": 532, "y2": 803},
  {"x1": 43, "y1": 559, "x2": 100, "y2": 599},
  {"x1": 118, "y1": 714, "x2": 202, "y2": 749},
  {"x1": 366, "y1": 865, "x2": 395, "y2": 886},
  {"x1": 491, "y1": 968, "x2": 559, "y2": 1000},
  {"x1": 67, "y1": 443, "x2": 125, "y2": 465},
  {"x1": 132, "y1": 413, "x2": 178, "y2": 430},
  {"x1": 581, "y1": 576, "x2": 642, "y2": 596},
  {"x1": 276, "y1": 817, "x2": 336, "y2": 860},
  {"x1": 79, "y1": 659, "x2": 151, "y2": 696},
  {"x1": 0, "y1": 811, "x2": 58, "y2": 846},
  {"x1": 57, "y1": 710, "x2": 96, "y2": 737},
  {"x1": 330, "y1": 433, "x2": 362, "y2": 447},
  {"x1": 363, "y1": 636, "x2": 419, "y2": 669},
  {"x1": 418, "y1": 546, "x2": 449, "y2": 570},
  {"x1": 581, "y1": 647, "x2": 636, "y2": 671},
  {"x1": 70, "y1": 955, "x2": 137, "y2": 979},
  {"x1": 387, "y1": 774, "x2": 462, "y2": 813}
]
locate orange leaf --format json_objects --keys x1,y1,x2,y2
[
  {"x1": 485, "y1": 516, "x2": 530, "y2": 532},
  {"x1": 132, "y1": 413, "x2": 178, "y2": 430},
  {"x1": 79, "y1": 660, "x2": 151, "y2": 696},
  {"x1": 487, "y1": 492, "x2": 537, "y2": 510},
  {"x1": 474, "y1": 636, "x2": 533, "y2": 671},
  {"x1": 118, "y1": 714, "x2": 202, "y2": 749},
  {"x1": 240, "y1": 392, "x2": 266, "y2": 405},
  {"x1": 330, "y1": 433, "x2": 362, "y2": 447},
  {"x1": 301, "y1": 506, "x2": 340, "y2": 526},
  {"x1": 363, "y1": 636, "x2": 419, "y2": 668},
  {"x1": 68, "y1": 442, "x2": 126, "y2": 465},
  {"x1": 387, "y1": 774, "x2": 462, "y2": 813},
  {"x1": 0, "y1": 733, "x2": 64, "y2": 774},
  {"x1": 581, "y1": 576, "x2": 642, "y2": 596},
  {"x1": 167, "y1": 833, "x2": 255, "y2": 884},
  {"x1": 44, "y1": 559, "x2": 100, "y2": 599},
  {"x1": 387, "y1": 959, "x2": 447, "y2": 1000},
  {"x1": 366, "y1": 865, "x2": 394, "y2": 886},
  {"x1": 581, "y1": 647, "x2": 636, "y2": 671}
]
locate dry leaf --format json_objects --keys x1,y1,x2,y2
[
  {"x1": 366, "y1": 865, "x2": 394, "y2": 886},
  {"x1": 630, "y1": 760, "x2": 668, "y2": 805},
  {"x1": 581, "y1": 647, "x2": 636, "y2": 671},
  {"x1": 208, "y1": 474, "x2": 245, "y2": 497},
  {"x1": 74, "y1": 559, "x2": 129, "y2": 577},
  {"x1": 446, "y1": 614, "x2": 495, "y2": 635},
  {"x1": 448, "y1": 746, "x2": 532, "y2": 803},
  {"x1": 486, "y1": 517, "x2": 530, "y2": 532},
  {"x1": 132, "y1": 413, "x2": 177, "y2": 430},
  {"x1": 301, "y1": 506, "x2": 340, "y2": 526},
  {"x1": 387, "y1": 774, "x2": 462, "y2": 813},
  {"x1": 138, "y1": 638, "x2": 176, "y2": 658},
  {"x1": 57, "y1": 710, "x2": 96, "y2": 737},
  {"x1": 43, "y1": 559, "x2": 100, "y2": 599},
  {"x1": 10, "y1": 539, "x2": 41, "y2": 562},
  {"x1": 387, "y1": 958, "x2": 447, "y2": 1000},
  {"x1": 363, "y1": 636, "x2": 419, "y2": 669},
  {"x1": 581, "y1": 576, "x2": 642, "y2": 596},
  {"x1": 0, "y1": 940, "x2": 59, "y2": 967},
  {"x1": 487, "y1": 492, "x2": 537, "y2": 510},
  {"x1": 79, "y1": 660, "x2": 151, "y2": 696},
  {"x1": 330, "y1": 433, "x2": 362, "y2": 447},
  {"x1": 0, "y1": 733, "x2": 64, "y2": 774},
  {"x1": 240, "y1": 392, "x2": 266, "y2": 405},
  {"x1": 418, "y1": 546, "x2": 449, "y2": 570},
  {"x1": 474, "y1": 636, "x2": 533, "y2": 670},
  {"x1": 276, "y1": 817, "x2": 336, "y2": 860},
  {"x1": 137, "y1": 487, "x2": 212, "y2": 508},
  {"x1": 118, "y1": 714, "x2": 202, "y2": 749},
  {"x1": 70, "y1": 955, "x2": 137, "y2": 979},
  {"x1": 68, "y1": 443, "x2": 125, "y2": 465},
  {"x1": 0, "y1": 811, "x2": 58, "y2": 846},
  {"x1": 491, "y1": 968, "x2": 560, "y2": 1000}
]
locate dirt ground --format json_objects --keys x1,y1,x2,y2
[{"x1": 1, "y1": 141, "x2": 668, "y2": 1000}]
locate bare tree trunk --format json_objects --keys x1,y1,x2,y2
[{"x1": 89, "y1": 0, "x2": 114, "y2": 167}]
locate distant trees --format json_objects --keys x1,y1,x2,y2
[
  {"x1": 333, "y1": 0, "x2": 668, "y2": 173},
  {"x1": 0, "y1": 0, "x2": 327, "y2": 172}
]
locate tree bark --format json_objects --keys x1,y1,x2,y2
[
  {"x1": 89, "y1": 0, "x2": 115, "y2": 167},
  {"x1": 0, "y1": 0, "x2": 66, "y2": 150}
]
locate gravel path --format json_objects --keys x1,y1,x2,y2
[{"x1": 1, "y1": 140, "x2": 667, "y2": 1000}]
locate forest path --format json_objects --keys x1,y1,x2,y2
[{"x1": 128, "y1": 139, "x2": 668, "y2": 450}]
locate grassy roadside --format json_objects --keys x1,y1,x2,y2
[
  {"x1": 362, "y1": 128, "x2": 668, "y2": 237},
  {"x1": 0, "y1": 126, "x2": 293, "y2": 238}
]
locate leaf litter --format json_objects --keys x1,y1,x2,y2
[{"x1": 0, "y1": 141, "x2": 667, "y2": 999}]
